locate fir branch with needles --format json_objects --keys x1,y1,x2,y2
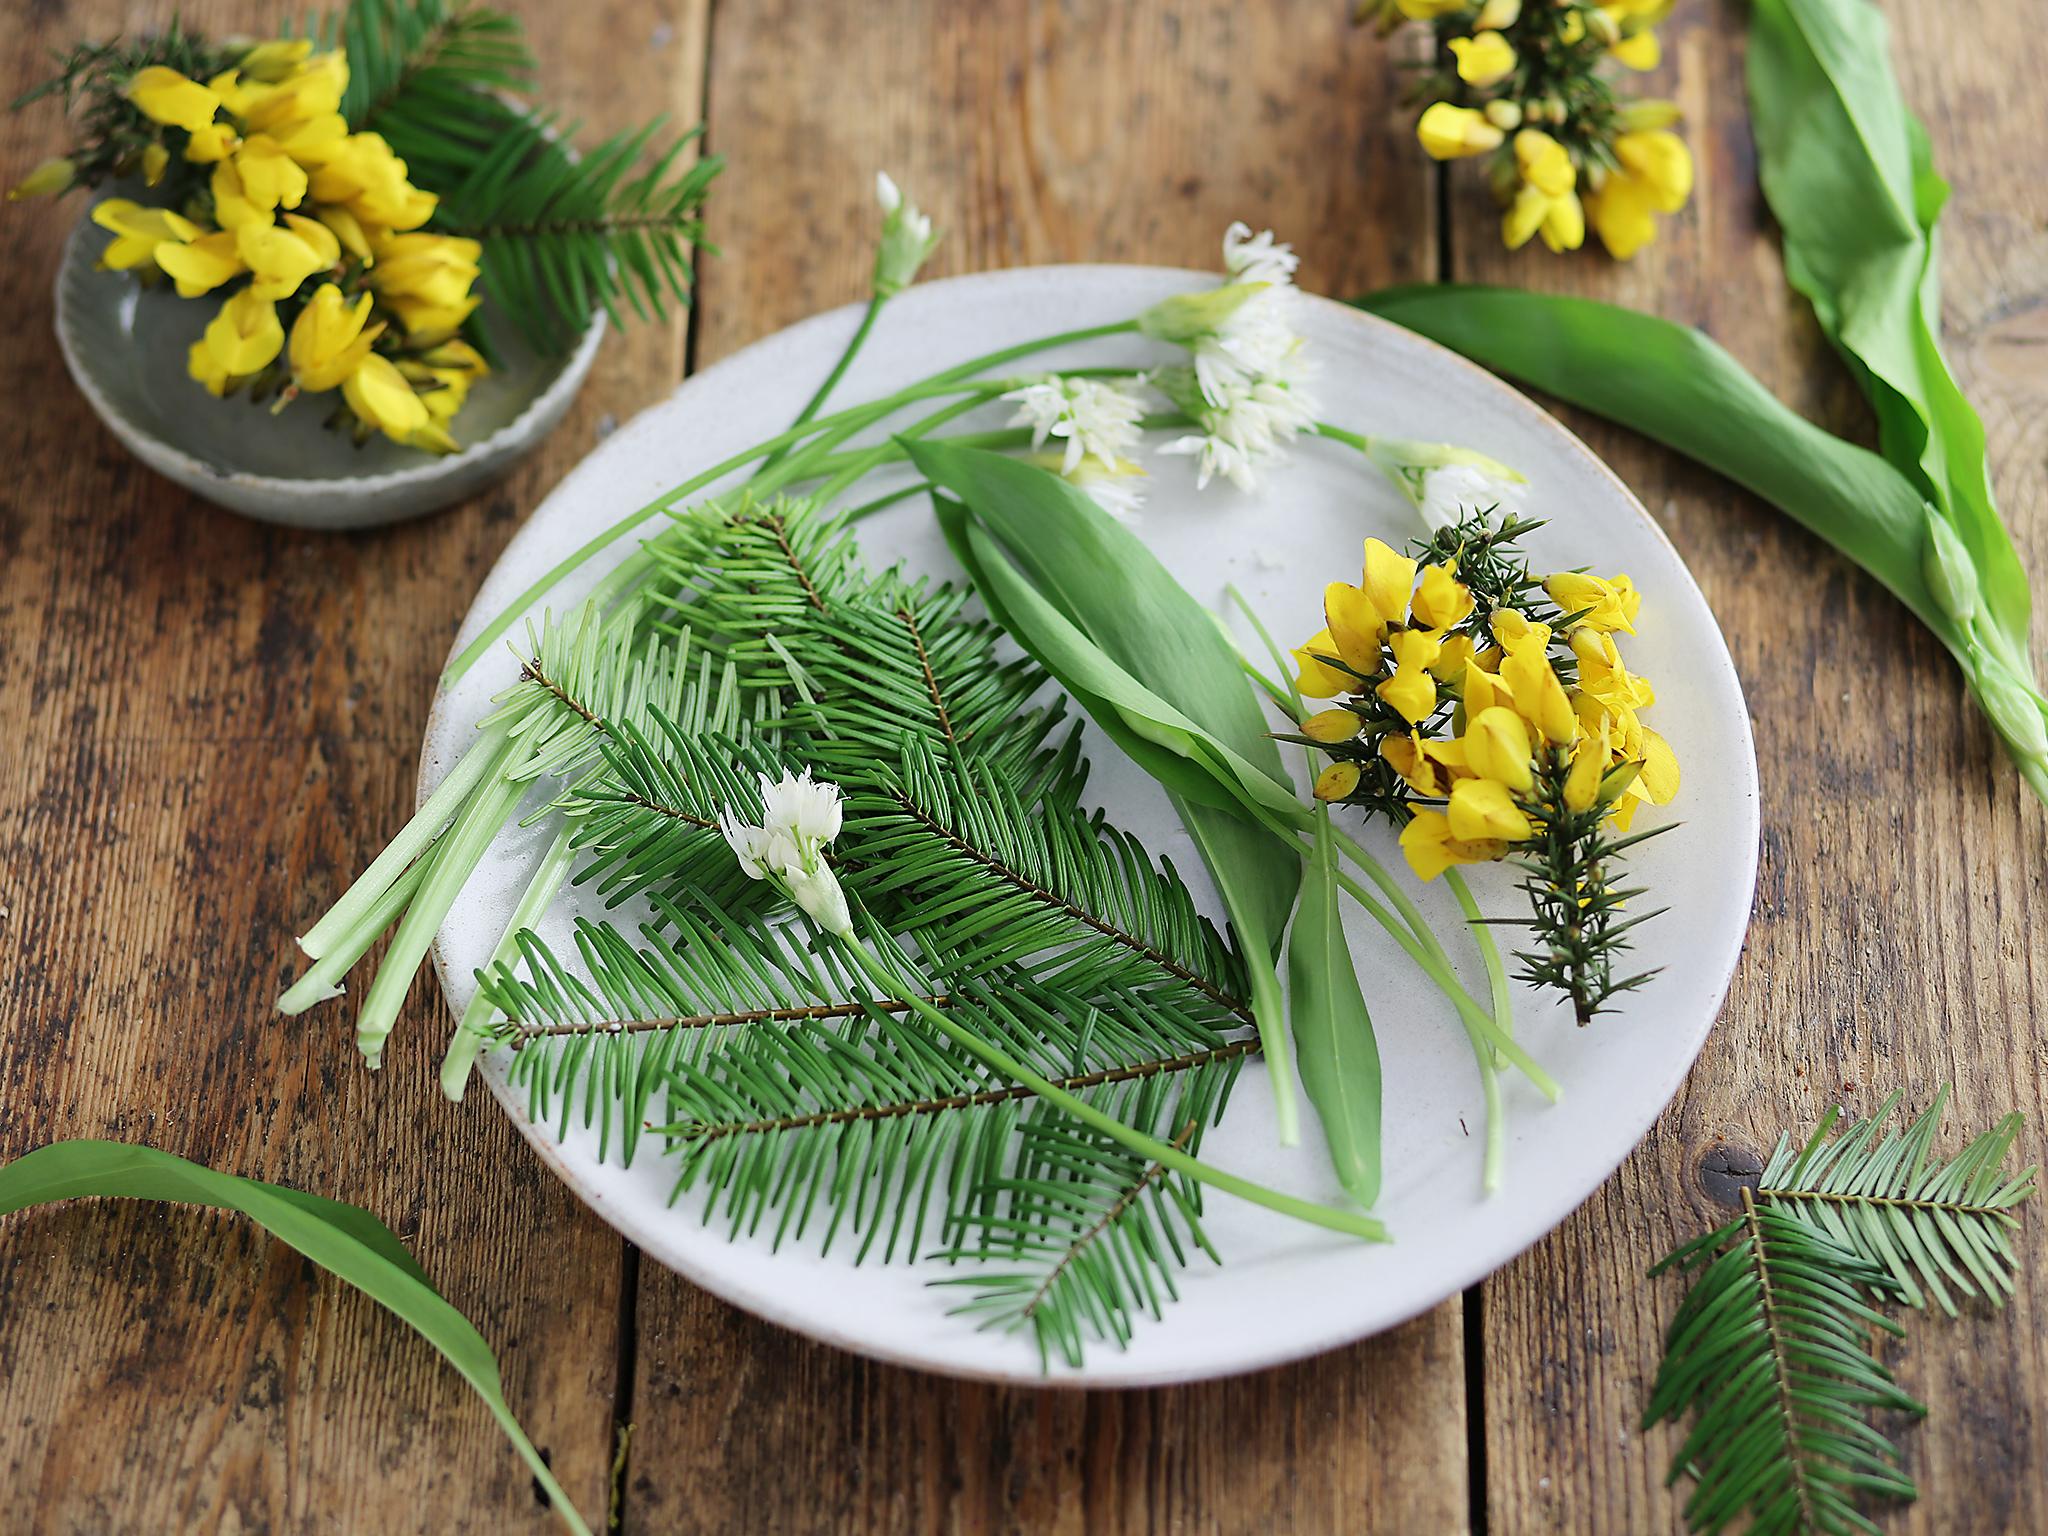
[{"x1": 1646, "y1": 1087, "x2": 2037, "y2": 1535}]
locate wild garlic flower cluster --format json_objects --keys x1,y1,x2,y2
[
  {"x1": 1288, "y1": 513, "x2": 1677, "y2": 879},
  {"x1": 719, "y1": 769, "x2": 855, "y2": 938},
  {"x1": 14, "y1": 38, "x2": 486, "y2": 451},
  {"x1": 1376, "y1": 1, "x2": 1694, "y2": 260}
]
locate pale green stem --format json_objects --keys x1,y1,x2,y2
[
  {"x1": 840, "y1": 939, "x2": 1384, "y2": 1240},
  {"x1": 277, "y1": 854, "x2": 431, "y2": 1015},
  {"x1": 1327, "y1": 864, "x2": 1557, "y2": 1101},
  {"x1": 297, "y1": 718, "x2": 514, "y2": 960},
  {"x1": 439, "y1": 824, "x2": 578, "y2": 1099},
  {"x1": 442, "y1": 320, "x2": 1143, "y2": 686},
  {"x1": 758, "y1": 293, "x2": 887, "y2": 475},
  {"x1": 1443, "y1": 868, "x2": 1509, "y2": 1194},
  {"x1": 354, "y1": 767, "x2": 531, "y2": 1067}
]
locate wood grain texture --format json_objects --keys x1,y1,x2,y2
[
  {"x1": 1445, "y1": 3, "x2": 2048, "y2": 1533},
  {"x1": 0, "y1": 2, "x2": 706, "y2": 1531},
  {"x1": 3, "y1": 1, "x2": 2044, "y2": 1534},
  {"x1": 625, "y1": 5, "x2": 1466, "y2": 1535}
]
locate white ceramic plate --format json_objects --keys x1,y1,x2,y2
[{"x1": 423, "y1": 265, "x2": 1759, "y2": 1386}]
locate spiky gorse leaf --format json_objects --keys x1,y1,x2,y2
[{"x1": 1647, "y1": 1088, "x2": 2037, "y2": 1534}]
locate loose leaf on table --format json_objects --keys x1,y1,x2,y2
[
  {"x1": 912, "y1": 442, "x2": 1310, "y2": 1142},
  {"x1": 1354, "y1": 286, "x2": 1950, "y2": 638},
  {"x1": 0, "y1": 1141, "x2": 591, "y2": 1536},
  {"x1": 1749, "y1": 0, "x2": 2024, "y2": 662}
]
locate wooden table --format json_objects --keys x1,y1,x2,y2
[{"x1": 2, "y1": 3, "x2": 2042, "y2": 1531}]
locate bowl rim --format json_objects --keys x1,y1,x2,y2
[{"x1": 52, "y1": 202, "x2": 609, "y2": 494}]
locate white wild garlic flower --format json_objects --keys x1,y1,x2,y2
[
  {"x1": 720, "y1": 769, "x2": 854, "y2": 937},
  {"x1": 873, "y1": 172, "x2": 941, "y2": 298},
  {"x1": 1003, "y1": 375, "x2": 1148, "y2": 476}
]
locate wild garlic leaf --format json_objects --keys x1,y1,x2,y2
[{"x1": 0, "y1": 1140, "x2": 590, "y2": 1536}]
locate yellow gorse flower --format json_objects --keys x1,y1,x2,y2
[
  {"x1": 52, "y1": 36, "x2": 490, "y2": 452},
  {"x1": 1380, "y1": 0, "x2": 1691, "y2": 261},
  {"x1": 89, "y1": 198, "x2": 199, "y2": 272},
  {"x1": 343, "y1": 352, "x2": 459, "y2": 454},
  {"x1": 1291, "y1": 523, "x2": 1679, "y2": 877},
  {"x1": 288, "y1": 283, "x2": 385, "y2": 393},
  {"x1": 1417, "y1": 102, "x2": 1505, "y2": 160},
  {"x1": 125, "y1": 66, "x2": 222, "y2": 135},
  {"x1": 1503, "y1": 130, "x2": 1584, "y2": 253}
]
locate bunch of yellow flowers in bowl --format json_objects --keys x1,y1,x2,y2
[
  {"x1": 79, "y1": 43, "x2": 486, "y2": 452},
  {"x1": 1360, "y1": 0, "x2": 1694, "y2": 260},
  {"x1": 10, "y1": 7, "x2": 718, "y2": 525}
]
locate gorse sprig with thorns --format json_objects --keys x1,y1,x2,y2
[{"x1": 1289, "y1": 508, "x2": 1678, "y2": 1023}]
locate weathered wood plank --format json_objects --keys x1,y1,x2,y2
[
  {"x1": 1445, "y1": 3, "x2": 2048, "y2": 1532},
  {"x1": 0, "y1": 3, "x2": 707, "y2": 1530},
  {"x1": 624, "y1": 5, "x2": 1465, "y2": 1533}
]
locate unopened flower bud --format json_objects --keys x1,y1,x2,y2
[
  {"x1": 1923, "y1": 514, "x2": 1982, "y2": 629},
  {"x1": 1484, "y1": 98, "x2": 1524, "y2": 131}
]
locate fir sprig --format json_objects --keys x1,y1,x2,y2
[{"x1": 1647, "y1": 1088, "x2": 2037, "y2": 1535}]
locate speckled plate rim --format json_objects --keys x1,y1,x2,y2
[{"x1": 421, "y1": 264, "x2": 1761, "y2": 1387}]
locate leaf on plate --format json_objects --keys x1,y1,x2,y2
[
  {"x1": 0, "y1": 1140, "x2": 592, "y2": 1536},
  {"x1": 1287, "y1": 810, "x2": 1383, "y2": 1207},
  {"x1": 909, "y1": 441, "x2": 1311, "y2": 1143}
]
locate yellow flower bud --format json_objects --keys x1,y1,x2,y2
[
  {"x1": 1464, "y1": 705, "x2": 1535, "y2": 793},
  {"x1": 1428, "y1": 632, "x2": 1477, "y2": 683},
  {"x1": 125, "y1": 66, "x2": 221, "y2": 134},
  {"x1": 1634, "y1": 728, "x2": 1680, "y2": 804},
  {"x1": 1314, "y1": 762, "x2": 1363, "y2": 802},
  {"x1": 397, "y1": 339, "x2": 488, "y2": 424},
  {"x1": 232, "y1": 135, "x2": 310, "y2": 215},
  {"x1": 237, "y1": 39, "x2": 315, "y2": 84},
  {"x1": 1562, "y1": 736, "x2": 1608, "y2": 812},
  {"x1": 1302, "y1": 708, "x2": 1365, "y2": 744},
  {"x1": 184, "y1": 122, "x2": 241, "y2": 164},
  {"x1": 1382, "y1": 733, "x2": 1453, "y2": 797},
  {"x1": 9, "y1": 157, "x2": 75, "y2": 200},
  {"x1": 1449, "y1": 31, "x2": 1518, "y2": 89},
  {"x1": 1418, "y1": 102, "x2": 1506, "y2": 161},
  {"x1": 1483, "y1": 99, "x2": 1524, "y2": 132},
  {"x1": 141, "y1": 143, "x2": 169, "y2": 187},
  {"x1": 1586, "y1": 176, "x2": 1658, "y2": 260},
  {"x1": 1448, "y1": 778, "x2": 1533, "y2": 843},
  {"x1": 1475, "y1": 0, "x2": 1521, "y2": 27},
  {"x1": 1619, "y1": 98, "x2": 1683, "y2": 132},
  {"x1": 1612, "y1": 28, "x2": 1661, "y2": 70},
  {"x1": 1412, "y1": 563, "x2": 1476, "y2": 630},
  {"x1": 1292, "y1": 630, "x2": 1355, "y2": 700}
]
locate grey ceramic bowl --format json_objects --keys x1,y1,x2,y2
[{"x1": 52, "y1": 199, "x2": 604, "y2": 529}]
